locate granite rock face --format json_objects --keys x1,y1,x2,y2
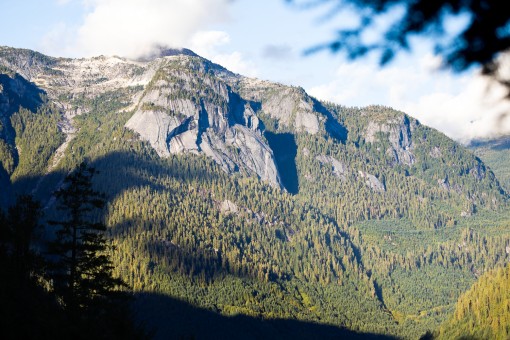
[
  {"x1": 0, "y1": 46, "x2": 342, "y2": 188},
  {"x1": 124, "y1": 57, "x2": 283, "y2": 187},
  {"x1": 236, "y1": 79, "x2": 321, "y2": 134},
  {"x1": 365, "y1": 114, "x2": 417, "y2": 166},
  {"x1": 316, "y1": 155, "x2": 348, "y2": 180},
  {"x1": 0, "y1": 46, "x2": 506, "y2": 206},
  {"x1": 122, "y1": 54, "x2": 337, "y2": 188},
  {"x1": 358, "y1": 171, "x2": 386, "y2": 192}
]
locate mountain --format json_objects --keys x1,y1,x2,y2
[
  {"x1": 470, "y1": 136, "x2": 510, "y2": 192},
  {"x1": 436, "y1": 263, "x2": 510, "y2": 339},
  {"x1": 1, "y1": 46, "x2": 510, "y2": 339}
]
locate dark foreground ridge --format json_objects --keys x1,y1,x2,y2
[{"x1": 134, "y1": 292, "x2": 397, "y2": 340}]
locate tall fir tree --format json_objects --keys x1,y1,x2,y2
[
  {"x1": 0, "y1": 195, "x2": 61, "y2": 340},
  {"x1": 48, "y1": 162, "x2": 124, "y2": 313},
  {"x1": 7, "y1": 195, "x2": 43, "y2": 282}
]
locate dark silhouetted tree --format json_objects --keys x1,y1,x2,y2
[
  {"x1": 48, "y1": 162, "x2": 124, "y2": 313},
  {"x1": 0, "y1": 195, "x2": 65, "y2": 340},
  {"x1": 7, "y1": 195, "x2": 43, "y2": 282}
]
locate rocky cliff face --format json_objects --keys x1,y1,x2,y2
[
  {"x1": 364, "y1": 113, "x2": 417, "y2": 166},
  {"x1": 237, "y1": 80, "x2": 321, "y2": 134},
  {"x1": 0, "y1": 46, "x2": 505, "y2": 201},
  {"x1": 0, "y1": 46, "x2": 342, "y2": 188},
  {"x1": 124, "y1": 56, "x2": 283, "y2": 186},
  {"x1": 316, "y1": 155, "x2": 347, "y2": 180}
]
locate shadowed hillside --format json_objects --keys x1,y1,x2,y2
[{"x1": 134, "y1": 292, "x2": 397, "y2": 340}]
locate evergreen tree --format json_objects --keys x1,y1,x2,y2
[
  {"x1": 48, "y1": 163, "x2": 124, "y2": 313},
  {"x1": 7, "y1": 195, "x2": 43, "y2": 282},
  {"x1": 0, "y1": 195, "x2": 63, "y2": 340}
]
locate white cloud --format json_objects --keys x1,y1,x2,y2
[
  {"x1": 39, "y1": 22, "x2": 78, "y2": 57},
  {"x1": 308, "y1": 53, "x2": 510, "y2": 143},
  {"x1": 190, "y1": 30, "x2": 230, "y2": 57},
  {"x1": 401, "y1": 75, "x2": 510, "y2": 143},
  {"x1": 40, "y1": 0, "x2": 258, "y2": 76},
  {"x1": 42, "y1": 0, "x2": 230, "y2": 58},
  {"x1": 211, "y1": 51, "x2": 258, "y2": 77},
  {"x1": 189, "y1": 30, "x2": 259, "y2": 77}
]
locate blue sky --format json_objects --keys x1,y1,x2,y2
[{"x1": 1, "y1": 0, "x2": 509, "y2": 142}]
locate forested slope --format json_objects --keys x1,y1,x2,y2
[
  {"x1": 1, "y1": 46, "x2": 510, "y2": 339},
  {"x1": 471, "y1": 136, "x2": 510, "y2": 191},
  {"x1": 436, "y1": 263, "x2": 510, "y2": 339}
]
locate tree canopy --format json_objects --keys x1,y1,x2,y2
[{"x1": 48, "y1": 163, "x2": 124, "y2": 312}]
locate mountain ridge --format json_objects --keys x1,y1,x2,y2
[
  {"x1": 1, "y1": 46, "x2": 510, "y2": 338},
  {"x1": 1, "y1": 45, "x2": 502, "y2": 197}
]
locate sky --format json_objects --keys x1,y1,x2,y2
[{"x1": 1, "y1": 0, "x2": 509, "y2": 143}]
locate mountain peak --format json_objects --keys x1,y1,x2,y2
[{"x1": 135, "y1": 46, "x2": 198, "y2": 62}]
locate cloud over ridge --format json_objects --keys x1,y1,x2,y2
[{"x1": 43, "y1": 0, "x2": 230, "y2": 58}]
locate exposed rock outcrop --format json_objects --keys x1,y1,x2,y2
[
  {"x1": 0, "y1": 47, "x2": 352, "y2": 189},
  {"x1": 316, "y1": 155, "x2": 348, "y2": 180},
  {"x1": 429, "y1": 146, "x2": 442, "y2": 158},
  {"x1": 358, "y1": 170, "x2": 385, "y2": 192},
  {"x1": 220, "y1": 199, "x2": 239, "y2": 214},
  {"x1": 469, "y1": 163, "x2": 486, "y2": 181},
  {"x1": 0, "y1": 46, "x2": 507, "y2": 215},
  {"x1": 237, "y1": 80, "x2": 321, "y2": 134},
  {"x1": 365, "y1": 114, "x2": 417, "y2": 166},
  {"x1": 125, "y1": 56, "x2": 283, "y2": 187},
  {"x1": 438, "y1": 177, "x2": 450, "y2": 191}
]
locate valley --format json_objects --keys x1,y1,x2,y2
[{"x1": 1, "y1": 46, "x2": 509, "y2": 339}]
